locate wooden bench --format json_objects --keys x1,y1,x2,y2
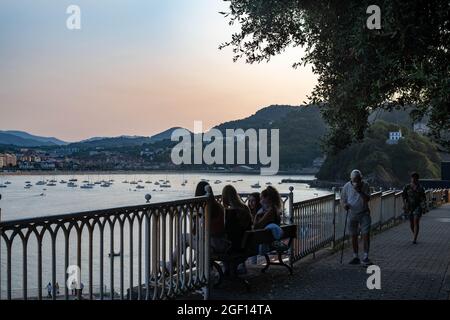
[{"x1": 210, "y1": 224, "x2": 297, "y2": 290}]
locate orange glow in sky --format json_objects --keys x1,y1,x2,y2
[{"x1": 0, "y1": 0, "x2": 317, "y2": 142}]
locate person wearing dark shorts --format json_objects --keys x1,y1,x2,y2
[{"x1": 402, "y1": 172, "x2": 426, "y2": 244}]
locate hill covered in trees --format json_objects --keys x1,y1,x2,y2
[
  {"x1": 317, "y1": 121, "x2": 441, "y2": 187},
  {"x1": 215, "y1": 105, "x2": 327, "y2": 169}
]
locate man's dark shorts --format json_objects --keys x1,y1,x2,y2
[{"x1": 348, "y1": 212, "x2": 371, "y2": 236}]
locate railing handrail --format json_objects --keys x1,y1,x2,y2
[
  {"x1": 0, "y1": 195, "x2": 210, "y2": 228},
  {"x1": 381, "y1": 191, "x2": 397, "y2": 198},
  {"x1": 293, "y1": 193, "x2": 335, "y2": 207}
]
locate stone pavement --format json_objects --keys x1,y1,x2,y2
[{"x1": 210, "y1": 204, "x2": 450, "y2": 300}]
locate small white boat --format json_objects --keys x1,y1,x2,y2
[
  {"x1": 80, "y1": 184, "x2": 93, "y2": 189},
  {"x1": 136, "y1": 185, "x2": 145, "y2": 189},
  {"x1": 251, "y1": 182, "x2": 261, "y2": 189},
  {"x1": 0, "y1": 184, "x2": 7, "y2": 188},
  {"x1": 214, "y1": 180, "x2": 222, "y2": 184},
  {"x1": 67, "y1": 182, "x2": 78, "y2": 188},
  {"x1": 130, "y1": 181, "x2": 138, "y2": 185},
  {"x1": 160, "y1": 183, "x2": 171, "y2": 188},
  {"x1": 122, "y1": 180, "x2": 129, "y2": 184},
  {"x1": 36, "y1": 181, "x2": 46, "y2": 186},
  {"x1": 145, "y1": 181, "x2": 152, "y2": 184},
  {"x1": 154, "y1": 182, "x2": 160, "y2": 186},
  {"x1": 46, "y1": 182, "x2": 57, "y2": 187},
  {"x1": 4, "y1": 181, "x2": 12, "y2": 185},
  {"x1": 60, "y1": 180, "x2": 67, "y2": 184}
]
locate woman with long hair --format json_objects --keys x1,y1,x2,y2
[
  {"x1": 254, "y1": 186, "x2": 282, "y2": 229},
  {"x1": 222, "y1": 185, "x2": 252, "y2": 251},
  {"x1": 221, "y1": 185, "x2": 253, "y2": 275}
]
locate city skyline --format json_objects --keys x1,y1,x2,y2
[{"x1": 0, "y1": 0, "x2": 317, "y2": 142}]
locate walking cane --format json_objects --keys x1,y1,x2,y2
[{"x1": 340, "y1": 209, "x2": 349, "y2": 264}]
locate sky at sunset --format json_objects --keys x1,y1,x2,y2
[{"x1": 0, "y1": 0, "x2": 317, "y2": 142}]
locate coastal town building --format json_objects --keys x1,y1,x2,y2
[{"x1": 0, "y1": 153, "x2": 17, "y2": 168}]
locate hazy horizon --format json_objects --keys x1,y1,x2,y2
[{"x1": 0, "y1": 0, "x2": 317, "y2": 142}]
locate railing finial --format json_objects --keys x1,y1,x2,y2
[{"x1": 144, "y1": 194, "x2": 152, "y2": 203}]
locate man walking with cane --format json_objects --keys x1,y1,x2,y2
[{"x1": 340, "y1": 170, "x2": 372, "y2": 266}]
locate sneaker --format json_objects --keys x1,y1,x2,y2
[
  {"x1": 349, "y1": 257, "x2": 361, "y2": 265},
  {"x1": 362, "y1": 258, "x2": 373, "y2": 266},
  {"x1": 412, "y1": 240, "x2": 418, "y2": 245}
]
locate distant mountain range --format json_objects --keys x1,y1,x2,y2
[
  {"x1": 0, "y1": 127, "x2": 193, "y2": 148},
  {"x1": 0, "y1": 130, "x2": 68, "y2": 147}
]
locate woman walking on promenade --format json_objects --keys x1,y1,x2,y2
[{"x1": 402, "y1": 172, "x2": 426, "y2": 244}]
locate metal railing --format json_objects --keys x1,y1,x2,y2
[
  {"x1": 1, "y1": 186, "x2": 448, "y2": 300},
  {"x1": 290, "y1": 194, "x2": 335, "y2": 261},
  {"x1": 0, "y1": 195, "x2": 212, "y2": 300},
  {"x1": 289, "y1": 188, "x2": 449, "y2": 264}
]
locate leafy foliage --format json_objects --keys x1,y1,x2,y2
[
  {"x1": 317, "y1": 120, "x2": 441, "y2": 187},
  {"x1": 220, "y1": 0, "x2": 450, "y2": 152}
]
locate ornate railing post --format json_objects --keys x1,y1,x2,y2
[
  {"x1": 288, "y1": 186, "x2": 294, "y2": 224},
  {"x1": 203, "y1": 186, "x2": 212, "y2": 300},
  {"x1": 287, "y1": 187, "x2": 294, "y2": 264},
  {"x1": 331, "y1": 187, "x2": 337, "y2": 249}
]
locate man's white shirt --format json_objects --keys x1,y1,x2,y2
[{"x1": 340, "y1": 181, "x2": 370, "y2": 215}]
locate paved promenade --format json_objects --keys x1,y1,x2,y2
[{"x1": 211, "y1": 204, "x2": 450, "y2": 300}]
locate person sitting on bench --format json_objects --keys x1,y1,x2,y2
[
  {"x1": 222, "y1": 185, "x2": 252, "y2": 275},
  {"x1": 254, "y1": 186, "x2": 282, "y2": 229}
]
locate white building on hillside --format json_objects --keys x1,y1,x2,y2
[{"x1": 386, "y1": 130, "x2": 403, "y2": 145}]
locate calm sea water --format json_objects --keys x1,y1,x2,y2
[
  {"x1": 0, "y1": 173, "x2": 328, "y2": 299},
  {"x1": 0, "y1": 173, "x2": 327, "y2": 221}
]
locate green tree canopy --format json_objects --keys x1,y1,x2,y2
[{"x1": 220, "y1": 0, "x2": 449, "y2": 152}]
